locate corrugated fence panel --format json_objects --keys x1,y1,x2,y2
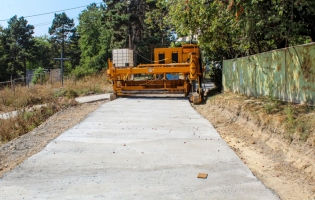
[{"x1": 223, "y1": 42, "x2": 315, "y2": 105}]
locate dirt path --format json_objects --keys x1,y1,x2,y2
[
  {"x1": 194, "y1": 96, "x2": 315, "y2": 200},
  {"x1": 0, "y1": 100, "x2": 108, "y2": 178}
]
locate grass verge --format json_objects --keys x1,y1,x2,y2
[
  {"x1": 0, "y1": 71, "x2": 111, "y2": 144},
  {"x1": 207, "y1": 92, "x2": 315, "y2": 145}
]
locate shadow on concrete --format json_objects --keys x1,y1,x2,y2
[{"x1": 118, "y1": 95, "x2": 189, "y2": 101}]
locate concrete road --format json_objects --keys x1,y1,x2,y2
[
  {"x1": 75, "y1": 94, "x2": 110, "y2": 103},
  {"x1": 0, "y1": 98, "x2": 279, "y2": 200}
]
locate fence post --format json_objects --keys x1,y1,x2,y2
[
  {"x1": 51, "y1": 72, "x2": 52, "y2": 85},
  {"x1": 75, "y1": 75, "x2": 76, "y2": 85},
  {"x1": 40, "y1": 73, "x2": 42, "y2": 85},
  {"x1": 11, "y1": 76, "x2": 13, "y2": 92},
  {"x1": 13, "y1": 79, "x2": 15, "y2": 95}
]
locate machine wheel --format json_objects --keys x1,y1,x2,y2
[
  {"x1": 110, "y1": 93, "x2": 116, "y2": 101},
  {"x1": 192, "y1": 92, "x2": 200, "y2": 104}
]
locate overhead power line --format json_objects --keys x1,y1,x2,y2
[
  {"x1": 33, "y1": 22, "x2": 53, "y2": 26},
  {"x1": 0, "y1": 2, "x2": 103, "y2": 22}
]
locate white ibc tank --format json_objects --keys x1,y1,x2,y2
[{"x1": 112, "y1": 49, "x2": 134, "y2": 68}]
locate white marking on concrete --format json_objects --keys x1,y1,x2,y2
[
  {"x1": 75, "y1": 94, "x2": 110, "y2": 103},
  {"x1": 0, "y1": 98, "x2": 279, "y2": 199}
]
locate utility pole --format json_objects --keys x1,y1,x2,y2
[{"x1": 127, "y1": 0, "x2": 132, "y2": 49}]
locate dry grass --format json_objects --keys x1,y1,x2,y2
[
  {"x1": 0, "y1": 85, "x2": 55, "y2": 113},
  {"x1": 53, "y1": 71, "x2": 112, "y2": 99},
  {"x1": 0, "y1": 104, "x2": 59, "y2": 142},
  {"x1": 207, "y1": 92, "x2": 315, "y2": 145},
  {"x1": 0, "y1": 71, "x2": 111, "y2": 144}
]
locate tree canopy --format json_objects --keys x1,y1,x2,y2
[
  {"x1": 0, "y1": 0, "x2": 314, "y2": 82},
  {"x1": 0, "y1": 16, "x2": 35, "y2": 81},
  {"x1": 162, "y1": 0, "x2": 315, "y2": 63}
]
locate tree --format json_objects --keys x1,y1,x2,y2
[
  {"x1": 130, "y1": 0, "x2": 174, "y2": 64},
  {"x1": 27, "y1": 36, "x2": 54, "y2": 70},
  {"x1": 49, "y1": 12, "x2": 78, "y2": 72},
  {"x1": 1, "y1": 16, "x2": 35, "y2": 80},
  {"x1": 159, "y1": 0, "x2": 315, "y2": 90},
  {"x1": 0, "y1": 25, "x2": 9, "y2": 81},
  {"x1": 76, "y1": 0, "x2": 174, "y2": 75},
  {"x1": 68, "y1": 29, "x2": 81, "y2": 71},
  {"x1": 76, "y1": 3, "x2": 110, "y2": 75}
]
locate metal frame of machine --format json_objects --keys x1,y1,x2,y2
[{"x1": 107, "y1": 44, "x2": 204, "y2": 103}]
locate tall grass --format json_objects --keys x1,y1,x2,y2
[
  {"x1": 0, "y1": 104, "x2": 60, "y2": 142},
  {"x1": 0, "y1": 71, "x2": 111, "y2": 144},
  {"x1": 0, "y1": 85, "x2": 55, "y2": 113}
]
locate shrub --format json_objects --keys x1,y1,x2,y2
[
  {"x1": 285, "y1": 104, "x2": 294, "y2": 124},
  {"x1": 66, "y1": 88, "x2": 78, "y2": 99},
  {"x1": 31, "y1": 67, "x2": 48, "y2": 84},
  {"x1": 265, "y1": 103, "x2": 275, "y2": 114}
]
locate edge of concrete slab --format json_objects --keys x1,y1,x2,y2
[{"x1": 75, "y1": 94, "x2": 111, "y2": 103}]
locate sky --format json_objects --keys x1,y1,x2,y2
[{"x1": 0, "y1": 0, "x2": 102, "y2": 37}]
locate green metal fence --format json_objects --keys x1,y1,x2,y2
[{"x1": 223, "y1": 42, "x2": 315, "y2": 105}]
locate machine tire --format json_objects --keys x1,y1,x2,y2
[
  {"x1": 110, "y1": 93, "x2": 115, "y2": 101},
  {"x1": 192, "y1": 92, "x2": 199, "y2": 104}
]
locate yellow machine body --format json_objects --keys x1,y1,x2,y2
[{"x1": 107, "y1": 44, "x2": 204, "y2": 103}]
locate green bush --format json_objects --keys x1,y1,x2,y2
[
  {"x1": 91, "y1": 84, "x2": 102, "y2": 94},
  {"x1": 77, "y1": 88, "x2": 89, "y2": 95},
  {"x1": 71, "y1": 66, "x2": 97, "y2": 77},
  {"x1": 285, "y1": 104, "x2": 294, "y2": 124},
  {"x1": 54, "y1": 89, "x2": 67, "y2": 98},
  {"x1": 66, "y1": 88, "x2": 78, "y2": 99},
  {"x1": 265, "y1": 103, "x2": 275, "y2": 114},
  {"x1": 31, "y1": 67, "x2": 48, "y2": 84}
]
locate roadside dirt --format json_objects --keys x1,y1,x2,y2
[
  {"x1": 194, "y1": 93, "x2": 315, "y2": 200},
  {"x1": 0, "y1": 100, "x2": 108, "y2": 178}
]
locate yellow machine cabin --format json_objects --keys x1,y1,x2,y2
[{"x1": 107, "y1": 44, "x2": 204, "y2": 103}]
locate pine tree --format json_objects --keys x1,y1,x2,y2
[
  {"x1": 76, "y1": 0, "x2": 173, "y2": 74},
  {"x1": 1, "y1": 16, "x2": 35, "y2": 80},
  {"x1": 49, "y1": 12, "x2": 77, "y2": 71},
  {"x1": 0, "y1": 26, "x2": 9, "y2": 81},
  {"x1": 29, "y1": 36, "x2": 54, "y2": 70}
]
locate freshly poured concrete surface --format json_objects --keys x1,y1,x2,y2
[{"x1": 0, "y1": 98, "x2": 279, "y2": 199}]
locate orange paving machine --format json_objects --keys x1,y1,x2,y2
[{"x1": 107, "y1": 44, "x2": 204, "y2": 104}]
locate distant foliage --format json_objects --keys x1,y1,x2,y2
[
  {"x1": 31, "y1": 67, "x2": 48, "y2": 84},
  {"x1": 160, "y1": 0, "x2": 315, "y2": 62},
  {"x1": 77, "y1": 1, "x2": 173, "y2": 74},
  {"x1": 49, "y1": 12, "x2": 80, "y2": 73},
  {"x1": 0, "y1": 16, "x2": 35, "y2": 81}
]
